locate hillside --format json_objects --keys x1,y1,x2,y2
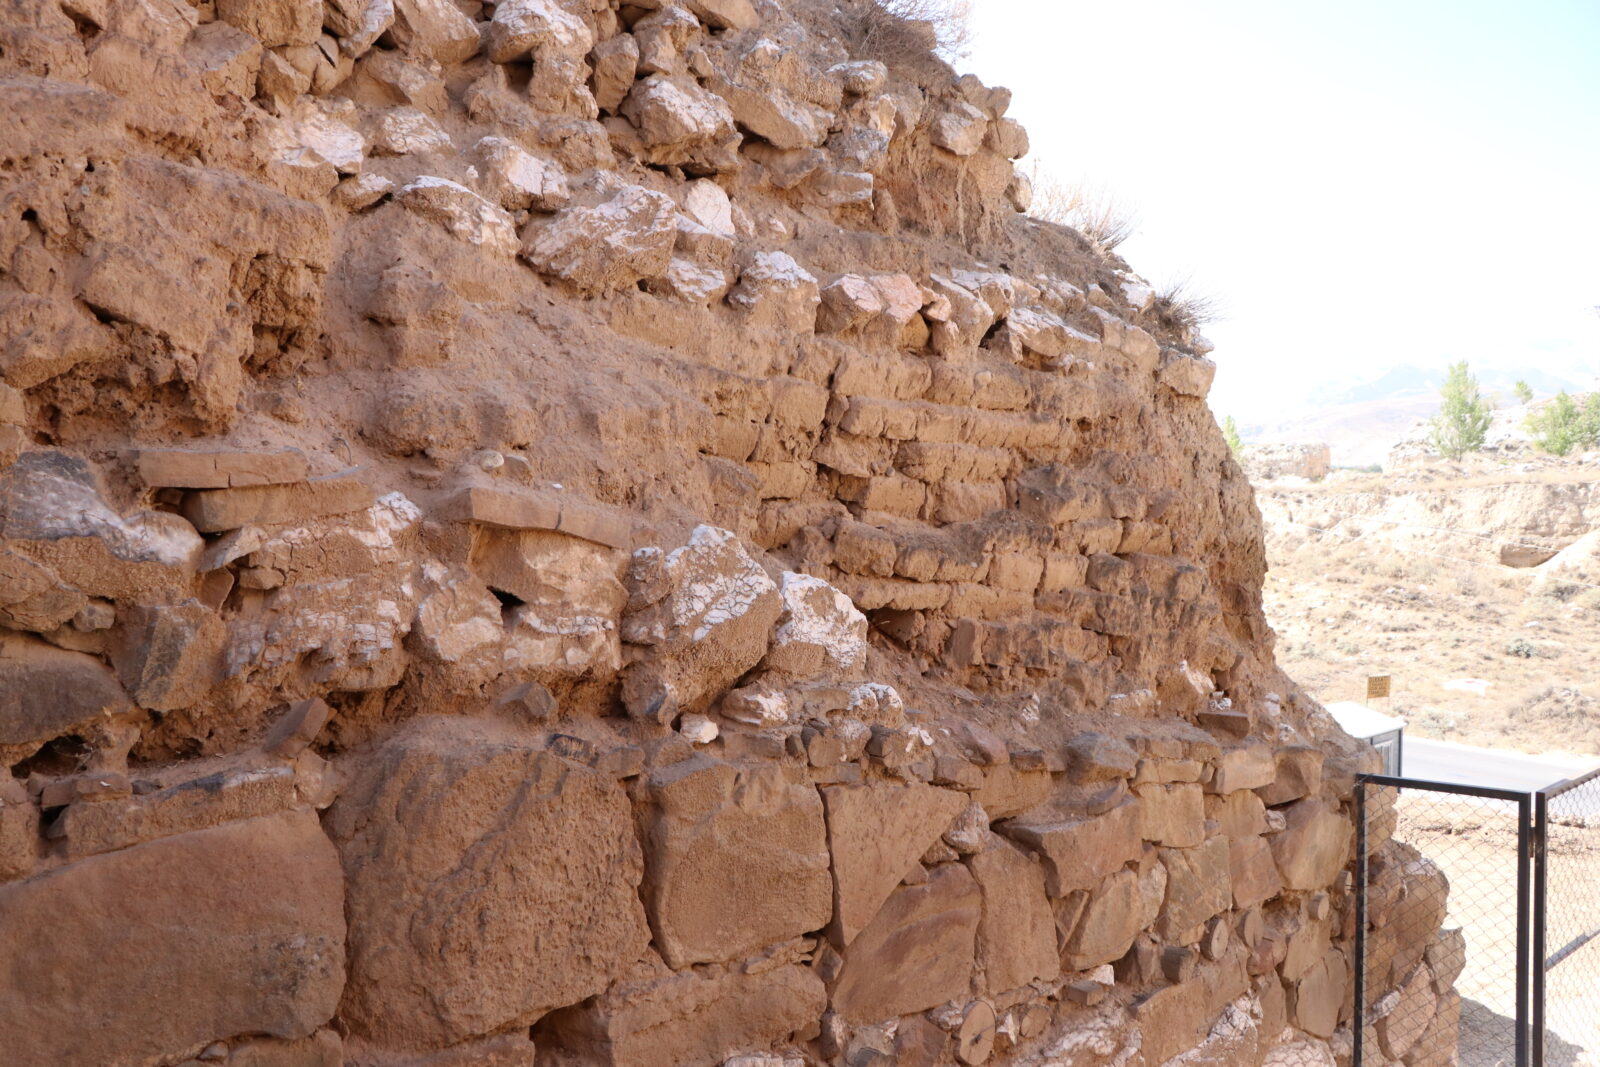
[{"x1": 1256, "y1": 442, "x2": 1600, "y2": 754}]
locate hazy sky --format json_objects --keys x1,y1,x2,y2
[{"x1": 963, "y1": 0, "x2": 1600, "y2": 419}]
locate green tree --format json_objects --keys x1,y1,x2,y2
[
  {"x1": 1514, "y1": 380, "x2": 1534, "y2": 404},
  {"x1": 1428, "y1": 361, "x2": 1493, "y2": 460},
  {"x1": 1222, "y1": 415, "x2": 1244, "y2": 459},
  {"x1": 1526, "y1": 391, "x2": 1600, "y2": 456}
]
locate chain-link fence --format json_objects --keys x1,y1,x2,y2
[
  {"x1": 1356, "y1": 776, "x2": 1532, "y2": 1067},
  {"x1": 1536, "y1": 768, "x2": 1600, "y2": 1067}
]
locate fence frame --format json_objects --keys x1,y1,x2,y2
[
  {"x1": 1353, "y1": 772, "x2": 1534, "y2": 1067},
  {"x1": 1532, "y1": 763, "x2": 1600, "y2": 1067}
]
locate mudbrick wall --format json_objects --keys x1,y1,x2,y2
[{"x1": 0, "y1": 1, "x2": 1454, "y2": 1065}]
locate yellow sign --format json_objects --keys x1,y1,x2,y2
[{"x1": 1366, "y1": 675, "x2": 1392, "y2": 700}]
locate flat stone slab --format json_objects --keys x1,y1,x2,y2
[
  {"x1": 436, "y1": 485, "x2": 634, "y2": 549},
  {"x1": 135, "y1": 447, "x2": 309, "y2": 488},
  {"x1": 180, "y1": 469, "x2": 374, "y2": 532}
]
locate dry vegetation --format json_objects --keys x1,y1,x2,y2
[
  {"x1": 853, "y1": 0, "x2": 974, "y2": 65},
  {"x1": 1147, "y1": 275, "x2": 1223, "y2": 334},
  {"x1": 1023, "y1": 160, "x2": 1140, "y2": 250}
]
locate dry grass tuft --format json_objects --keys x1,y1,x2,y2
[
  {"x1": 1147, "y1": 276, "x2": 1223, "y2": 334},
  {"x1": 1023, "y1": 162, "x2": 1138, "y2": 251},
  {"x1": 854, "y1": 0, "x2": 973, "y2": 67}
]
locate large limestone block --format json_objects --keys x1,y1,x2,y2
[
  {"x1": 832, "y1": 863, "x2": 981, "y2": 1021},
  {"x1": 328, "y1": 718, "x2": 652, "y2": 1050},
  {"x1": 822, "y1": 781, "x2": 967, "y2": 944},
  {"x1": 181, "y1": 469, "x2": 374, "y2": 532},
  {"x1": 727, "y1": 251, "x2": 820, "y2": 331},
  {"x1": 135, "y1": 447, "x2": 308, "y2": 488},
  {"x1": 1156, "y1": 836, "x2": 1233, "y2": 941},
  {"x1": 968, "y1": 840, "x2": 1060, "y2": 993},
  {"x1": 0, "y1": 451, "x2": 202, "y2": 598},
  {"x1": 1229, "y1": 835, "x2": 1283, "y2": 910},
  {"x1": 621, "y1": 526, "x2": 781, "y2": 712},
  {"x1": 485, "y1": 0, "x2": 592, "y2": 63},
  {"x1": 642, "y1": 756, "x2": 832, "y2": 967},
  {"x1": 111, "y1": 599, "x2": 225, "y2": 712},
  {"x1": 1135, "y1": 782, "x2": 1205, "y2": 847},
  {"x1": 619, "y1": 75, "x2": 739, "y2": 172},
  {"x1": 0, "y1": 633, "x2": 129, "y2": 751},
  {"x1": 1376, "y1": 963, "x2": 1436, "y2": 1059},
  {"x1": 1289, "y1": 948, "x2": 1347, "y2": 1039},
  {"x1": 0, "y1": 811, "x2": 344, "y2": 1067},
  {"x1": 521, "y1": 185, "x2": 678, "y2": 294},
  {"x1": 540, "y1": 963, "x2": 825, "y2": 1067},
  {"x1": 396, "y1": 178, "x2": 521, "y2": 256},
  {"x1": 1270, "y1": 798, "x2": 1353, "y2": 891},
  {"x1": 1063, "y1": 869, "x2": 1143, "y2": 970},
  {"x1": 1000, "y1": 796, "x2": 1141, "y2": 897}
]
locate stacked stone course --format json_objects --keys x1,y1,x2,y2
[{"x1": 0, "y1": 0, "x2": 1453, "y2": 1064}]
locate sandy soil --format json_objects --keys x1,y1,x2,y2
[{"x1": 1262, "y1": 535, "x2": 1600, "y2": 756}]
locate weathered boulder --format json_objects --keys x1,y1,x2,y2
[
  {"x1": 1063, "y1": 869, "x2": 1144, "y2": 969},
  {"x1": 621, "y1": 526, "x2": 781, "y2": 713},
  {"x1": 640, "y1": 755, "x2": 832, "y2": 967},
  {"x1": 764, "y1": 571, "x2": 868, "y2": 678},
  {"x1": 327, "y1": 718, "x2": 652, "y2": 1050},
  {"x1": 1155, "y1": 836, "x2": 1233, "y2": 941},
  {"x1": 0, "y1": 451, "x2": 202, "y2": 598},
  {"x1": 0, "y1": 811, "x2": 344, "y2": 1067},
  {"x1": 475, "y1": 136, "x2": 571, "y2": 212},
  {"x1": 0, "y1": 633, "x2": 130, "y2": 753},
  {"x1": 822, "y1": 781, "x2": 967, "y2": 944},
  {"x1": 619, "y1": 75, "x2": 740, "y2": 173},
  {"x1": 521, "y1": 185, "x2": 678, "y2": 293},
  {"x1": 395, "y1": 177, "x2": 520, "y2": 256},
  {"x1": 727, "y1": 252, "x2": 820, "y2": 331}
]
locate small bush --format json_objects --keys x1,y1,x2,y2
[
  {"x1": 1525, "y1": 391, "x2": 1600, "y2": 456},
  {"x1": 1023, "y1": 162, "x2": 1138, "y2": 250},
  {"x1": 1149, "y1": 276, "x2": 1222, "y2": 335},
  {"x1": 855, "y1": 0, "x2": 973, "y2": 65},
  {"x1": 1505, "y1": 637, "x2": 1537, "y2": 658},
  {"x1": 1514, "y1": 380, "x2": 1534, "y2": 404}
]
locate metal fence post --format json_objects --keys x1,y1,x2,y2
[
  {"x1": 1532, "y1": 788, "x2": 1546, "y2": 1067},
  {"x1": 1354, "y1": 778, "x2": 1368, "y2": 1067},
  {"x1": 1517, "y1": 792, "x2": 1531, "y2": 1067}
]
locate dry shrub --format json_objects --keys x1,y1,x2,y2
[
  {"x1": 855, "y1": 0, "x2": 973, "y2": 66},
  {"x1": 1148, "y1": 275, "x2": 1222, "y2": 334},
  {"x1": 1023, "y1": 161, "x2": 1138, "y2": 250}
]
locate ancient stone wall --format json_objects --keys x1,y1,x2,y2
[{"x1": 0, "y1": 0, "x2": 1453, "y2": 1064}]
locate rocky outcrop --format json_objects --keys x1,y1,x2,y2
[{"x1": 0, "y1": 0, "x2": 1444, "y2": 1064}]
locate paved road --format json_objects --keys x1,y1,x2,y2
[{"x1": 1404, "y1": 736, "x2": 1600, "y2": 793}]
